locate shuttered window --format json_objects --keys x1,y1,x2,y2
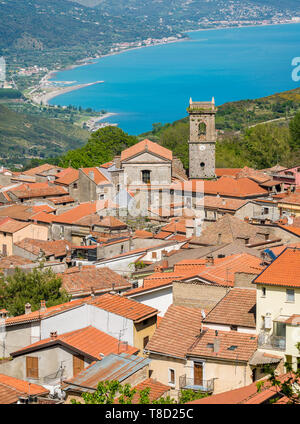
[
  {"x1": 26, "y1": 356, "x2": 39, "y2": 379},
  {"x1": 73, "y1": 354, "x2": 85, "y2": 376}
]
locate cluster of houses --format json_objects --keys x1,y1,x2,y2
[{"x1": 0, "y1": 99, "x2": 299, "y2": 404}]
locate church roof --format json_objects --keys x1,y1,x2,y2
[{"x1": 121, "y1": 139, "x2": 172, "y2": 162}]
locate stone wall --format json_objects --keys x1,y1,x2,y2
[{"x1": 173, "y1": 281, "x2": 229, "y2": 310}]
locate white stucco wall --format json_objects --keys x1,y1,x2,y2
[{"x1": 128, "y1": 286, "x2": 173, "y2": 317}]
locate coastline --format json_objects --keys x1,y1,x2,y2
[{"x1": 32, "y1": 19, "x2": 300, "y2": 114}]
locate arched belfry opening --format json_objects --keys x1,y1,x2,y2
[{"x1": 198, "y1": 122, "x2": 206, "y2": 137}]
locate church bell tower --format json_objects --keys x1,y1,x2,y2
[{"x1": 187, "y1": 97, "x2": 217, "y2": 179}]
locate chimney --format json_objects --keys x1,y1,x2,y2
[
  {"x1": 213, "y1": 330, "x2": 220, "y2": 353},
  {"x1": 161, "y1": 260, "x2": 168, "y2": 270},
  {"x1": 154, "y1": 264, "x2": 163, "y2": 272},
  {"x1": 221, "y1": 198, "x2": 226, "y2": 206},
  {"x1": 114, "y1": 156, "x2": 121, "y2": 169},
  {"x1": 206, "y1": 255, "x2": 214, "y2": 266},
  {"x1": 78, "y1": 262, "x2": 82, "y2": 271},
  {"x1": 110, "y1": 283, "x2": 116, "y2": 294},
  {"x1": 40, "y1": 300, "x2": 46, "y2": 311},
  {"x1": 91, "y1": 286, "x2": 95, "y2": 298},
  {"x1": 50, "y1": 331, "x2": 57, "y2": 340},
  {"x1": 118, "y1": 340, "x2": 128, "y2": 353},
  {"x1": 25, "y1": 303, "x2": 31, "y2": 315}
]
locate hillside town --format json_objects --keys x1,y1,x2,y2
[{"x1": 0, "y1": 98, "x2": 299, "y2": 404}]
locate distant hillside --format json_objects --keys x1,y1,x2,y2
[
  {"x1": 0, "y1": 105, "x2": 89, "y2": 163},
  {"x1": 1, "y1": 0, "x2": 299, "y2": 69}
]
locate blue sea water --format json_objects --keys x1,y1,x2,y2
[{"x1": 49, "y1": 23, "x2": 300, "y2": 135}]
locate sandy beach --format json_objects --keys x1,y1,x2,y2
[{"x1": 31, "y1": 80, "x2": 104, "y2": 106}]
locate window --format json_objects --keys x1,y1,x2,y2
[
  {"x1": 152, "y1": 252, "x2": 157, "y2": 259},
  {"x1": 198, "y1": 122, "x2": 206, "y2": 136},
  {"x1": 99, "y1": 194, "x2": 104, "y2": 200},
  {"x1": 143, "y1": 336, "x2": 149, "y2": 349},
  {"x1": 230, "y1": 325, "x2": 238, "y2": 331},
  {"x1": 286, "y1": 289, "x2": 295, "y2": 303},
  {"x1": 120, "y1": 245, "x2": 124, "y2": 254},
  {"x1": 73, "y1": 183, "x2": 78, "y2": 189},
  {"x1": 263, "y1": 208, "x2": 269, "y2": 214},
  {"x1": 26, "y1": 356, "x2": 39, "y2": 379},
  {"x1": 262, "y1": 287, "x2": 266, "y2": 297},
  {"x1": 168, "y1": 368, "x2": 175, "y2": 386},
  {"x1": 227, "y1": 345, "x2": 238, "y2": 351},
  {"x1": 142, "y1": 170, "x2": 151, "y2": 184},
  {"x1": 200, "y1": 162, "x2": 205, "y2": 169}
]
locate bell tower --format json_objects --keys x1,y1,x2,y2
[{"x1": 187, "y1": 97, "x2": 217, "y2": 179}]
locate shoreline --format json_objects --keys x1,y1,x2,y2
[{"x1": 32, "y1": 19, "x2": 300, "y2": 115}]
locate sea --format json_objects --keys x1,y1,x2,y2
[{"x1": 49, "y1": 23, "x2": 300, "y2": 135}]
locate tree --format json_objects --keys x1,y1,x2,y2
[
  {"x1": 0, "y1": 266, "x2": 70, "y2": 316},
  {"x1": 59, "y1": 126, "x2": 137, "y2": 169},
  {"x1": 243, "y1": 123, "x2": 291, "y2": 169},
  {"x1": 289, "y1": 111, "x2": 300, "y2": 150},
  {"x1": 70, "y1": 380, "x2": 210, "y2": 404}
]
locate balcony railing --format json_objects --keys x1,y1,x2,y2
[
  {"x1": 258, "y1": 332, "x2": 286, "y2": 351},
  {"x1": 179, "y1": 375, "x2": 214, "y2": 392}
]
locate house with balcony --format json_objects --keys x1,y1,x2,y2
[{"x1": 252, "y1": 247, "x2": 300, "y2": 371}]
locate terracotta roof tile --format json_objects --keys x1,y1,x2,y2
[
  {"x1": 47, "y1": 195, "x2": 75, "y2": 205},
  {"x1": 0, "y1": 204, "x2": 44, "y2": 221},
  {"x1": 14, "y1": 238, "x2": 72, "y2": 258},
  {"x1": 171, "y1": 177, "x2": 268, "y2": 198},
  {"x1": 4, "y1": 297, "x2": 89, "y2": 326},
  {"x1": 88, "y1": 293, "x2": 158, "y2": 322},
  {"x1": 0, "y1": 255, "x2": 33, "y2": 269},
  {"x1": 121, "y1": 139, "x2": 172, "y2": 162},
  {"x1": 52, "y1": 202, "x2": 97, "y2": 224},
  {"x1": 81, "y1": 167, "x2": 110, "y2": 185},
  {"x1": 215, "y1": 168, "x2": 242, "y2": 177},
  {"x1": 30, "y1": 211, "x2": 55, "y2": 223},
  {"x1": 253, "y1": 247, "x2": 300, "y2": 287},
  {"x1": 55, "y1": 168, "x2": 79, "y2": 186},
  {"x1": 188, "y1": 374, "x2": 289, "y2": 404},
  {"x1": 187, "y1": 328, "x2": 257, "y2": 361},
  {"x1": 277, "y1": 225, "x2": 300, "y2": 237},
  {"x1": 60, "y1": 266, "x2": 131, "y2": 296},
  {"x1": 0, "y1": 374, "x2": 49, "y2": 404},
  {"x1": 95, "y1": 216, "x2": 127, "y2": 228},
  {"x1": 9, "y1": 182, "x2": 68, "y2": 199},
  {"x1": 134, "y1": 229, "x2": 153, "y2": 238},
  {"x1": 278, "y1": 191, "x2": 300, "y2": 206},
  {"x1": 11, "y1": 326, "x2": 138, "y2": 360},
  {"x1": 22, "y1": 163, "x2": 59, "y2": 176},
  {"x1": 120, "y1": 378, "x2": 170, "y2": 403},
  {"x1": 146, "y1": 304, "x2": 204, "y2": 358},
  {"x1": 204, "y1": 288, "x2": 256, "y2": 328},
  {"x1": 0, "y1": 217, "x2": 30, "y2": 233}
]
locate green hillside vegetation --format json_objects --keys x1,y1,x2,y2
[
  {"x1": 0, "y1": 104, "x2": 89, "y2": 164},
  {"x1": 141, "y1": 88, "x2": 300, "y2": 169},
  {"x1": 59, "y1": 126, "x2": 137, "y2": 168},
  {"x1": 0, "y1": 89, "x2": 23, "y2": 99}
]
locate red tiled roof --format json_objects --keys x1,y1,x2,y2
[
  {"x1": 154, "y1": 231, "x2": 171, "y2": 240},
  {"x1": 0, "y1": 255, "x2": 33, "y2": 269},
  {"x1": 146, "y1": 304, "x2": 204, "y2": 358},
  {"x1": 187, "y1": 328, "x2": 257, "y2": 362},
  {"x1": 52, "y1": 202, "x2": 97, "y2": 224},
  {"x1": 47, "y1": 195, "x2": 75, "y2": 205},
  {"x1": 171, "y1": 177, "x2": 268, "y2": 198},
  {"x1": 11, "y1": 326, "x2": 138, "y2": 360},
  {"x1": 178, "y1": 254, "x2": 264, "y2": 287},
  {"x1": 278, "y1": 191, "x2": 300, "y2": 206},
  {"x1": 4, "y1": 297, "x2": 88, "y2": 326},
  {"x1": 0, "y1": 374, "x2": 49, "y2": 404},
  {"x1": 30, "y1": 211, "x2": 55, "y2": 223},
  {"x1": 253, "y1": 247, "x2": 300, "y2": 287},
  {"x1": 0, "y1": 217, "x2": 30, "y2": 233},
  {"x1": 270, "y1": 242, "x2": 300, "y2": 256},
  {"x1": 88, "y1": 293, "x2": 158, "y2": 322},
  {"x1": 134, "y1": 229, "x2": 153, "y2": 238},
  {"x1": 55, "y1": 168, "x2": 79, "y2": 186},
  {"x1": 188, "y1": 374, "x2": 289, "y2": 404},
  {"x1": 215, "y1": 168, "x2": 242, "y2": 177},
  {"x1": 60, "y1": 266, "x2": 131, "y2": 296},
  {"x1": 9, "y1": 183, "x2": 68, "y2": 199},
  {"x1": 121, "y1": 139, "x2": 172, "y2": 162},
  {"x1": 203, "y1": 196, "x2": 247, "y2": 211},
  {"x1": 81, "y1": 167, "x2": 110, "y2": 185},
  {"x1": 203, "y1": 288, "x2": 256, "y2": 328},
  {"x1": 14, "y1": 238, "x2": 72, "y2": 258},
  {"x1": 277, "y1": 225, "x2": 300, "y2": 237},
  {"x1": 95, "y1": 216, "x2": 127, "y2": 228},
  {"x1": 22, "y1": 164, "x2": 58, "y2": 176},
  {"x1": 120, "y1": 378, "x2": 170, "y2": 403}
]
